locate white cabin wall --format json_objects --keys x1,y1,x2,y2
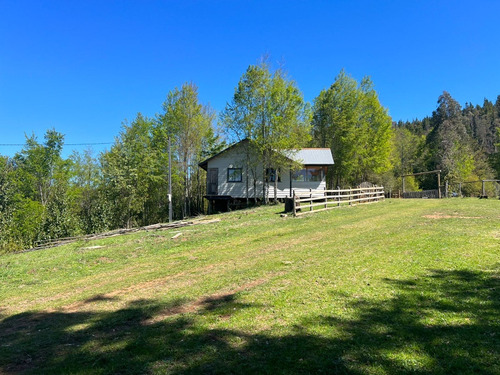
[
  {"x1": 206, "y1": 144, "x2": 263, "y2": 199},
  {"x1": 206, "y1": 142, "x2": 327, "y2": 199}
]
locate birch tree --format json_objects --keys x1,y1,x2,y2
[
  {"x1": 159, "y1": 83, "x2": 214, "y2": 217},
  {"x1": 222, "y1": 61, "x2": 311, "y2": 204}
]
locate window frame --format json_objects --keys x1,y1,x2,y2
[
  {"x1": 227, "y1": 167, "x2": 243, "y2": 183},
  {"x1": 292, "y1": 166, "x2": 326, "y2": 182},
  {"x1": 265, "y1": 168, "x2": 281, "y2": 183}
]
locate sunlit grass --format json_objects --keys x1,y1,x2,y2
[{"x1": 0, "y1": 198, "x2": 499, "y2": 374}]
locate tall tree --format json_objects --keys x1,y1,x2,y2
[
  {"x1": 159, "y1": 82, "x2": 214, "y2": 217},
  {"x1": 426, "y1": 92, "x2": 476, "y2": 184},
  {"x1": 312, "y1": 70, "x2": 393, "y2": 186},
  {"x1": 13, "y1": 129, "x2": 64, "y2": 206},
  {"x1": 264, "y1": 67, "x2": 311, "y2": 203},
  {"x1": 101, "y1": 114, "x2": 159, "y2": 228},
  {"x1": 222, "y1": 61, "x2": 311, "y2": 204},
  {"x1": 221, "y1": 64, "x2": 270, "y2": 204},
  {"x1": 69, "y1": 149, "x2": 110, "y2": 234}
]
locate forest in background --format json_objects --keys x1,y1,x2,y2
[
  {"x1": 393, "y1": 92, "x2": 500, "y2": 194},
  {"x1": 1, "y1": 62, "x2": 499, "y2": 252}
]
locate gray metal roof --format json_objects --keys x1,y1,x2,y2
[{"x1": 289, "y1": 148, "x2": 334, "y2": 165}]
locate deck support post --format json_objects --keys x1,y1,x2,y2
[
  {"x1": 292, "y1": 190, "x2": 297, "y2": 217},
  {"x1": 309, "y1": 188, "x2": 312, "y2": 211}
]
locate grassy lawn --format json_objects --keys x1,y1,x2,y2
[{"x1": 0, "y1": 198, "x2": 499, "y2": 374}]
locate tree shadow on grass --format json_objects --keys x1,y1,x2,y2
[{"x1": 0, "y1": 269, "x2": 498, "y2": 374}]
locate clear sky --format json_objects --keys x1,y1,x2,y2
[{"x1": 1, "y1": 0, "x2": 499, "y2": 156}]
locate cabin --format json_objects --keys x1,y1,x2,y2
[{"x1": 198, "y1": 139, "x2": 334, "y2": 210}]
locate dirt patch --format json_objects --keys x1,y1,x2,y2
[
  {"x1": 56, "y1": 262, "x2": 223, "y2": 313},
  {"x1": 423, "y1": 212, "x2": 482, "y2": 219},
  {"x1": 95, "y1": 256, "x2": 114, "y2": 264},
  {"x1": 142, "y1": 275, "x2": 277, "y2": 325}
]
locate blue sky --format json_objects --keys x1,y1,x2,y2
[{"x1": 1, "y1": 0, "x2": 499, "y2": 156}]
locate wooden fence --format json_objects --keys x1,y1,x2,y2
[
  {"x1": 402, "y1": 189, "x2": 440, "y2": 199},
  {"x1": 292, "y1": 186, "x2": 385, "y2": 216}
]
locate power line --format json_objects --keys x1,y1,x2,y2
[{"x1": 0, "y1": 142, "x2": 112, "y2": 146}]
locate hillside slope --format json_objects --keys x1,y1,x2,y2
[{"x1": 1, "y1": 199, "x2": 499, "y2": 374}]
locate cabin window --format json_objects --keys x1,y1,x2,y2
[
  {"x1": 292, "y1": 169, "x2": 306, "y2": 182},
  {"x1": 292, "y1": 167, "x2": 326, "y2": 182},
  {"x1": 227, "y1": 168, "x2": 242, "y2": 182},
  {"x1": 306, "y1": 166, "x2": 323, "y2": 181},
  {"x1": 265, "y1": 168, "x2": 281, "y2": 183}
]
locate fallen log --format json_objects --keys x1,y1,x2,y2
[{"x1": 17, "y1": 218, "x2": 221, "y2": 254}]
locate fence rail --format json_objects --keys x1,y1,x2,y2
[
  {"x1": 402, "y1": 189, "x2": 440, "y2": 199},
  {"x1": 292, "y1": 186, "x2": 385, "y2": 216}
]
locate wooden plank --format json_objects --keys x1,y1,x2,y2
[
  {"x1": 296, "y1": 190, "x2": 384, "y2": 203},
  {"x1": 297, "y1": 194, "x2": 384, "y2": 209},
  {"x1": 295, "y1": 199, "x2": 384, "y2": 216},
  {"x1": 17, "y1": 218, "x2": 221, "y2": 254}
]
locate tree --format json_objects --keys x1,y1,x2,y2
[
  {"x1": 221, "y1": 61, "x2": 311, "y2": 204},
  {"x1": 425, "y1": 92, "x2": 476, "y2": 184},
  {"x1": 357, "y1": 77, "x2": 394, "y2": 180},
  {"x1": 312, "y1": 70, "x2": 393, "y2": 186},
  {"x1": 264, "y1": 67, "x2": 311, "y2": 203},
  {"x1": 13, "y1": 129, "x2": 64, "y2": 206},
  {"x1": 0, "y1": 156, "x2": 15, "y2": 251},
  {"x1": 69, "y1": 150, "x2": 110, "y2": 234},
  {"x1": 101, "y1": 114, "x2": 159, "y2": 228},
  {"x1": 221, "y1": 64, "x2": 270, "y2": 204},
  {"x1": 159, "y1": 83, "x2": 215, "y2": 217}
]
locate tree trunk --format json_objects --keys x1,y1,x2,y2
[
  {"x1": 262, "y1": 166, "x2": 267, "y2": 204},
  {"x1": 253, "y1": 176, "x2": 257, "y2": 204},
  {"x1": 273, "y1": 168, "x2": 278, "y2": 204},
  {"x1": 245, "y1": 155, "x2": 249, "y2": 207}
]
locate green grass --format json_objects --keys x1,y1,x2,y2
[{"x1": 0, "y1": 199, "x2": 499, "y2": 374}]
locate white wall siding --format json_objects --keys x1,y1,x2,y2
[{"x1": 206, "y1": 143, "x2": 327, "y2": 199}]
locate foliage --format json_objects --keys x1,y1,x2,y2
[
  {"x1": 101, "y1": 114, "x2": 161, "y2": 228},
  {"x1": 398, "y1": 91, "x2": 498, "y2": 193},
  {"x1": 69, "y1": 150, "x2": 110, "y2": 234},
  {"x1": 222, "y1": 61, "x2": 311, "y2": 203},
  {"x1": 2, "y1": 72, "x2": 499, "y2": 251},
  {"x1": 312, "y1": 70, "x2": 393, "y2": 187},
  {"x1": 159, "y1": 82, "x2": 215, "y2": 217}
]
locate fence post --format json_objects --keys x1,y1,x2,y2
[
  {"x1": 445, "y1": 180, "x2": 448, "y2": 198},
  {"x1": 324, "y1": 186, "x2": 327, "y2": 209},
  {"x1": 309, "y1": 188, "x2": 312, "y2": 211},
  {"x1": 459, "y1": 182, "x2": 462, "y2": 198},
  {"x1": 482, "y1": 180, "x2": 486, "y2": 197},
  {"x1": 349, "y1": 187, "x2": 352, "y2": 205},
  {"x1": 337, "y1": 186, "x2": 341, "y2": 207},
  {"x1": 438, "y1": 172, "x2": 441, "y2": 199},
  {"x1": 292, "y1": 190, "x2": 296, "y2": 217}
]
